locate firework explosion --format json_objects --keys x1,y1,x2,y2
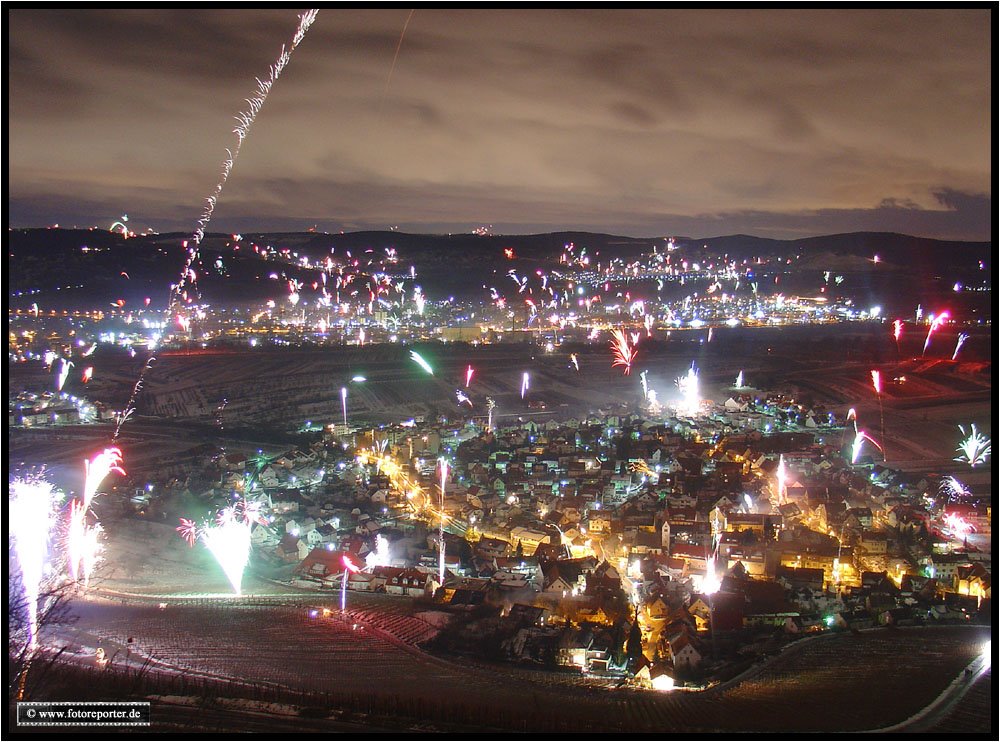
[
  {"x1": 365, "y1": 533, "x2": 392, "y2": 570},
  {"x1": 610, "y1": 328, "x2": 637, "y2": 375},
  {"x1": 955, "y1": 424, "x2": 990, "y2": 468},
  {"x1": 938, "y1": 476, "x2": 970, "y2": 503},
  {"x1": 10, "y1": 476, "x2": 62, "y2": 650}
]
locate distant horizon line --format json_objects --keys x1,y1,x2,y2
[{"x1": 9, "y1": 225, "x2": 992, "y2": 245}]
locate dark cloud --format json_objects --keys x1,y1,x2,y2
[{"x1": 7, "y1": 8, "x2": 992, "y2": 241}]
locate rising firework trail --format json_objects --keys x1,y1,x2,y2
[
  {"x1": 341, "y1": 386, "x2": 348, "y2": 426},
  {"x1": 921, "y1": 312, "x2": 949, "y2": 356},
  {"x1": 10, "y1": 477, "x2": 61, "y2": 651},
  {"x1": 410, "y1": 350, "x2": 434, "y2": 375},
  {"x1": 379, "y1": 9, "x2": 416, "y2": 117},
  {"x1": 56, "y1": 358, "x2": 73, "y2": 392},
  {"x1": 341, "y1": 554, "x2": 361, "y2": 613},
  {"x1": 465, "y1": 365, "x2": 474, "y2": 388},
  {"x1": 952, "y1": 333, "x2": 969, "y2": 361},
  {"x1": 735, "y1": 370, "x2": 744, "y2": 389},
  {"x1": 520, "y1": 372, "x2": 530, "y2": 400},
  {"x1": 171, "y1": 9, "x2": 319, "y2": 313},
  {"x1": 610, "y1": 328, "x2": 637, "y2": 375},
  {"x1": 955, "y1": 424, "x2": 991, "y2": 468},
  {"x1": 486, "y1": 397, "x2": 496, "y2": 432},
  {"x1": 776, "y1": 454, "x2": 786, "y2": 504}
]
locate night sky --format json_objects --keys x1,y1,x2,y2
[{"x1": 8, "y1": 8, "x2": 992, "y2": 240}]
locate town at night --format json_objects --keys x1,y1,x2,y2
[{"x1": 7, "y1": 7, "x2": 992, "y2": 739}]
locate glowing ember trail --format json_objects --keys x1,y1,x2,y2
[
  {"x1": 610, "y1": 328, "x2": 637, "y2": 375},
  {"x1": 10, "y1": 477, "x2": 61, "y2": 650},
  {"x1": 955, "y1": 424, "x2": 990, "y2": 468},
  {"x1": 410, "y1": 350, "x2": 434, "y2": 375},
  {"x1": 921, "y1": 312, "x2": 949, "y2": 356},
  {"x1": 952, "y1": 333, "x2": 969, "y2": 361},
  {"x1": 438, "y1": 458, "x2": 448, "y2": 584},
  {"x1": 776, "y1": 454, "x2": 787, "y2": 503}
]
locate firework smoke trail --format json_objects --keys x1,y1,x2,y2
[
  {"x1": 871, "y1": 370, "x2": 886, "y2": 461},
  {"x1": 10, "y1": 477, "x2": 61, "y2": 650},
  {"x1": 952, "y1": 333, "x2": 969, "y2": 361},
  {"x1": 341, "y1": 386, "x2": 348, "y2": 426},
  {"x1": 609, "y1": 328, "x2": 637, "y2": 375},
  {"x1": 171, "y1": 9, "x2": 319, "y2": 314},
  {"x1": 851, "y1": 430, "x2": 883, "y2": 464},
  {"x1": 410, "y1": 350, "x2": 434, "y2": 375},
  {"x1": 465, "y1": 365, "x2": 474, "y2": 388},
  {"x1": 955, "y1": 424, "x2": 991, "y2": 468},
  {"x1": 521, "y1": 372, "x2": 530, "y2": 400},
  {"x1": 921, "y1": 312, "x2": 949, "y2": 356}
]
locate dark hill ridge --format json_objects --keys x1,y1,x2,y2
[{"x1": 8, "y1": 228, "x2": 990, "y2": 312}]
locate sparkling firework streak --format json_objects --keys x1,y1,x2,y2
[
  {"x1": 84, "y1": 447, "x2": 125, "y2": 509},
  {"x1": 942, "y1": 512, "x2": 975, "y2": 536},
  {"x1": 952, "y1": 333, "x2": 969, "y2": 361},
  {"x1": 609, "y1": 328, "x2": 637, "y2": 375},
  {"x1": 455, "y1": 390, "x2": 473, "y2": 407},
  {"x1": 81, "y1": 367, "x2": 93, "y2": 384},
  {"x1": 177, "y1": 501, "x2": 265, "y2": 595},
  {"x1": 465, "y1": 365, "x2": 474, "y2": 388},
  {"x1": 341, "y1": 386, "x2": 348, "y2": 426},
  {"x1": 955, "y1": 424, "x2": 990, "y2": 467},
  {"x1": 113, "y1": 355, "x2": 155, "y2": 441},
  {"x1": 893, "y1": 319, "x2": 903, "y2": 346},
  {"x1": 639, "y1": 370, "x2": 648, "y2": 399},
  {"x1": 735, "y1": 370, "x2": 744, "y2": 389},
  {"x1": 410, "y1": 350, "x2": 434, "y2": 375},
  {"x1": 870, "y1": 370, "x2": 882, "y2": 395},
  {"x1": 570, "y1": 354, "x2": 579, "y2": 372},
  {"x1": 486, "y1": 397, "x2": 496, "y2": 432},
  {"x1": 851, "y1": 430, "x2": 883, "y2": 464},
  {"x1": 10, "y1": 477, "x2": 61, "y2": 650},
  {"x1": 171, "y1": 9, "x2": 319, "y2": 312},
  {"x1": 341, "y1": 554, "x2": 361, "y2": 613},
  {"x1": 921, "y1": 311, "x2": 949, "y2": 356},
  {"x1": 520, "y1": 372, "x2": 530, "y2": 399}
]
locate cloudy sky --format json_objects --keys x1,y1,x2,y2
[{"x1": 8, "y1": 8, "x2": 992, "y2": 240}]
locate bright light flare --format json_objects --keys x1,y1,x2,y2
[
  {"x1": 465, "y1": 365, "x2": 474, "y2": 388},
  {"x1": 922, "y1": 311, "x2": 949, "y2": 356},
  {"x1": 851, "y1": 430, "x2": 884, "y2": 464},
  {"x1": 520, "y1": 372, "x2": 530, "y2": 399},
  {"x1": 952, "y1": 333, "x2": 969, "y2": 361}
]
